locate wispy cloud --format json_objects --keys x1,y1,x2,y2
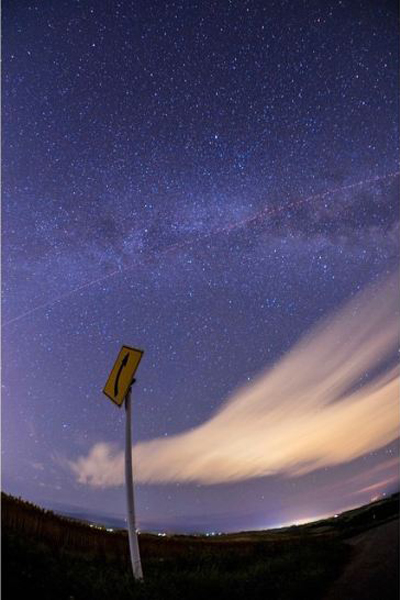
[
  {"x1": 350, "y1": 476, "x2": 399, "y2": 497},
  {"x1": 68, "y1": 273, "x2": 399, "y2": 488}
]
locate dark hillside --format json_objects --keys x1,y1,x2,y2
[{"x1": 2, "y1": 492, "x2": 398, "y2": 600}]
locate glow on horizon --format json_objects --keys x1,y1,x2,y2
[{"x1": 258, "y1": 493, "x2": 392, "y2": 531}]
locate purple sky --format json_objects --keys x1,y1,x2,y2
[{"x1": 2, "y1": 0, "x2": 399, "y2": 532}]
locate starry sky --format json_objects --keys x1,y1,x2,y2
[{"x1": 2, "y1": 0, "x2": 399, "y2": 533}]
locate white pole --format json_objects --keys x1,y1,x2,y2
[{"x1": 125, "y1": 386, "x2": 143, "y2": 581}]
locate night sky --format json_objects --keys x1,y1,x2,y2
[{"x1": 2, "y1": 0, "x2": 399, "y2": 533}]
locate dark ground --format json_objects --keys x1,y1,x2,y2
[{"x1": 2, "y1": 492, "x2": 398, "y2": 600}]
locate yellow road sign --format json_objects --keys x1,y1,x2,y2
[{"x1": 103, "y1": 345, "x2": 143, "y2": 407}]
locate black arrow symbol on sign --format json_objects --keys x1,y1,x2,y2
[{"x1": 114, "y1": 353, "x2": 129, "y2": 397}]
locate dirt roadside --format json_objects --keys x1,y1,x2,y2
[{"x1": 324, "y1": 518, "x2": 399, "y2": 600}]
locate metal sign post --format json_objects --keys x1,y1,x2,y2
[
  {"x1": 103, "y1": 345, "x2": 144, "y2": 581},
  {"x1": 124, "y1": 383, "x2": 143, "y2": 581}
]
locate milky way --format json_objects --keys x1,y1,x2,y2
[
  {"x1": 2, "y1": 0, "x2": 399, "y2": 532},
  {"x1": 3, "y1": 170, "x2": 398, "y2": 328}
]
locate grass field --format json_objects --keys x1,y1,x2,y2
[{"x1": 2, "y1": 492, "x2": 398, "y2": 600}]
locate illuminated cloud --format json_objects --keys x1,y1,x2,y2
[{"x1": 69, "y1": 273, "x2": 399, "y2": 487}]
